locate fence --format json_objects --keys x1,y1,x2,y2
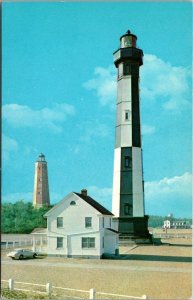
[
  {"x1": 1, "y1": 236, "x2": 47, "y2": 253},
  {"x1": 153, "y1": 233, "x2": 192, "y2": 239},
  {"x1": 1, "y1": 240, "x2": 33, "y2": 250},
  {"x1": 1, "y1": 279, "x2": 148, "y2": 299}
]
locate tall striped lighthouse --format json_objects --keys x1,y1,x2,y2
[{"x1": 112, "y1": 30, "x2": 150, "y2": 239}]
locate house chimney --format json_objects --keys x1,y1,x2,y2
[{"x1": 81, "y1": 189, "x2": 87, "y2": 196}]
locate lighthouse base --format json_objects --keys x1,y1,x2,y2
[{"x1": 117, "y1": 215, "x2": 152, "y2": 244}]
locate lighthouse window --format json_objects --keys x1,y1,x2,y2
[
  {"x1": 123, "y1": 64, "x2": 131, "y2": 75},
  {"x1": 118, "y1": 63, "x2": 123, "y2": 78},
  {"x1": 124, "y1": 204, "x2": 132, "y2": 216},
  {"x1": 125, "y1": 110, "x2": 130, "y2": 121},
  {"x1": 125, "y1": 156, "x2": 131, "y2": 168}
]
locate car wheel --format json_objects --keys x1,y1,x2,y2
[
  {"x1": 19, "y1": 255, "x2": 23, "y2": 260},
  {"x1": 33, "y1": 254, "x2": 37, "y2": 259},
  {"x1": 11, "y1": 257, "x2": 15, "y2": 260}
]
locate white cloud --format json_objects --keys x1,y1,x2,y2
[
  {"x1": 145, "y1": 172, "x2": 192, "y2": 217},
  {"x1": 145, "y1": 172, "x2": 192, "y2": 198},
  {"x1": 80, "y1": 121, "x2": 111, "y2": 142},
  {"x1": 71, "y1": 121, "x2": 111, "y2": 156},
  {"x1": 83, "y1": 65, "x2": 116, "y2": 108},
  {"x1": 142, "y1": 124, "x2": 156, "y2": 135},
  {"x1": 87, "y1": 186, "x2": 112, "y2": 211},
  {"x1": 87, "y1": 173, "x2": 192, "y2": 217},
  {"x1": 141, "y1": 54, "x2": 191, "y2": 111},
  {"x1": 2, "y1": 134, "x2": 19, "y2": 161},
  {"x1": 3, "y1": 103, "x2": 75, "y2": 133},
  {"x1": 23, "y1": 145, "x2": 38, "y2": 156},
  {"x1": 84, "y1": 55, "x2": 191, "y2": 112},
  {"x1": 86, "y1": 173, "x2": 192, "y2": 217}
]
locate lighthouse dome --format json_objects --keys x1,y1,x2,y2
[
  {"x1": 120, "y1": 30, "x2": 137, "y2": 48},
  {"x1": 37, "y1": 153, "x2": 46, "y2": 162}
]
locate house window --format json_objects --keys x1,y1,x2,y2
[
  {"x1": 103, "y1": 237, "x2": 104, "y2": 248},
  {"x1": 125, "y1": 156, "x2": 131, "y2": 168},
  {"x1": 102, "y1": 217, "x2": 104, "y2": 228},
  {"x1": 57, "y1": 217, "x2": 63, "y2": 228},
  {"x1": 85, "y1": 217, "x2": 92, "y2": 228},
  {"x1": 109, "y1": 218, "x2": 111, "y2": 228},
  {"x1": 70, "y1": 201, "x2": 76, "y2": 205},
  {"x1": 82, "y1": 237, "x2": 95, "y2": 248},
  {"x1": 124, "y1": 204, "x2": 132, "y2": 216},
  {"x1": 57, "y1": 237, "x2": 63, "y2": 249}
]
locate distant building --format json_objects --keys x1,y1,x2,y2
[
  {"x1": 44, "y1": 189, "x2": 119, "y2": 258},
  {"x1": 33, "y1": 153, "x2": 50, "y2": 208},
  {"x1": 163, "y1": 219, "x2": 191, "y2": 229}
]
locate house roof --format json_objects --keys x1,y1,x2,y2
[
  {"x1": 30, "y1": 228, "x2": 47, "y2": 234},
  {"x1": 44, "y1": 191, "x2": 114, "y2": 217},
  {"x1": 106, "y1": 228, "x2": 119, "y2": 234},
  {"x1": 74, "y1": 192, "x2": 113, "y2": 216}
]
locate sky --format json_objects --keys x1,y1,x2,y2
[{"x1": 2, "y1": 2, "x2": 192, "y2": 218}]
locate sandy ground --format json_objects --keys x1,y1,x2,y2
[
  {"x1": 1, "y1": 237, "x2": 192, "y2": 299},
  {"x1": 152, "y1": 228, "x2": 192, "y2": 235}
]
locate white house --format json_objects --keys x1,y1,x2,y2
[
  {"x1": 163, "y1": 220, "x2": 171, "y2": 229},
  {"x1": 163, "y1": 219, "x2": 191, "y2": 229},
  {"x1": 44, "y1": 189, "x2": 119, "y2": 258}
]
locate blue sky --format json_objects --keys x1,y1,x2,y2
[{"x1": 2, "y1": 2, "x2": 192, "y2": 217}]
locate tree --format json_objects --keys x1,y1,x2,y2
[{"x1": 2, "y1": 201, "x2": 52, "y2": 233}]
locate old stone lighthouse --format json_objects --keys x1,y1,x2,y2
[
  {"x1": 112, "y1": 30, "x2": 151, "y2": 240},
  {"x1": 33, "y1": 153, "x2": 50, "y2": 208}
]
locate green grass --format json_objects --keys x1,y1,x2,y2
[{"x1": 1, "y1": 289, "x2": 47, "y2": 299}]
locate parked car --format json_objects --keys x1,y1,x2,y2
[{"x1": 7, "y1": 249, "x2": 38, "y2": 260}]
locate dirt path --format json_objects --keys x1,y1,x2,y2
[{"x1": 2, "y1": 259, "x2": 191, "y2": 273}]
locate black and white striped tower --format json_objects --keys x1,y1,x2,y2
[{"x1": 112, "y1": 30, "x2": 151, "y2": 240}]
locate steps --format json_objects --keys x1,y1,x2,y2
[{"x1": 119, "y1": 234, "x2": 153, "y2": 245}]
